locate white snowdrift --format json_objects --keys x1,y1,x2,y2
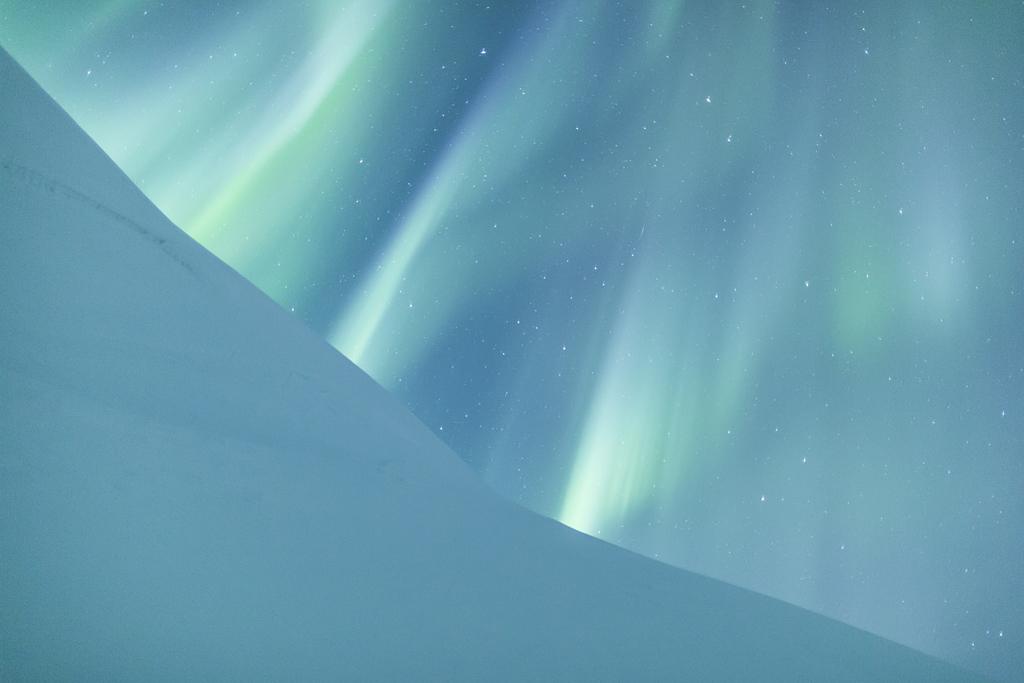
[{"x1": 0, "y1": 47, "x2": 985, "y2": 681}]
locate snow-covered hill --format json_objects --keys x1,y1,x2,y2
[{"x1": 0, "y1": 47, "x2": 985, "y2": 681}]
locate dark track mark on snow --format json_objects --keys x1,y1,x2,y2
[{"x1": 1, "y1": 159, "x2": 197, "y2": 275}]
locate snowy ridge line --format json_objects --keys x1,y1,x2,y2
[{"x1": 0, "y1": 158, "x2": 196, "y2": 275}]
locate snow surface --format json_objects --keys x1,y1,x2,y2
[{"x1": 0, "y1": 47, "x2": 987, "y2": 681}]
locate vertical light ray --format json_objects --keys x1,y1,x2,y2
[
  {"x1": 559, "y1": 242, "x2": 700, "y2": 536},
  {"x1": 329, "y1": 2, "x2": 584, "y2": 382},
  {"x1": 561, "y1": 0, "x2": 785, "y2": 533},
  {"x1": 559, "y1": 310, "x2": 661, "y2": 535},
  {"x1": 329, "y1": 145, "x2": 465, "y2": 369}
]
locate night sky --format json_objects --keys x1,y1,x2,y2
[{"x1": 2, "y1": 1, "x2": 1022, "y2": 679}]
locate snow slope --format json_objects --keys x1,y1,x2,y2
[{"x1": 0, "y1": 47, "x2": 986, "y2": 681}]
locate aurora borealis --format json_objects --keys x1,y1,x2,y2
[{"x1": 1, "y1": 1, "x2": 1021, "y2": 679}]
